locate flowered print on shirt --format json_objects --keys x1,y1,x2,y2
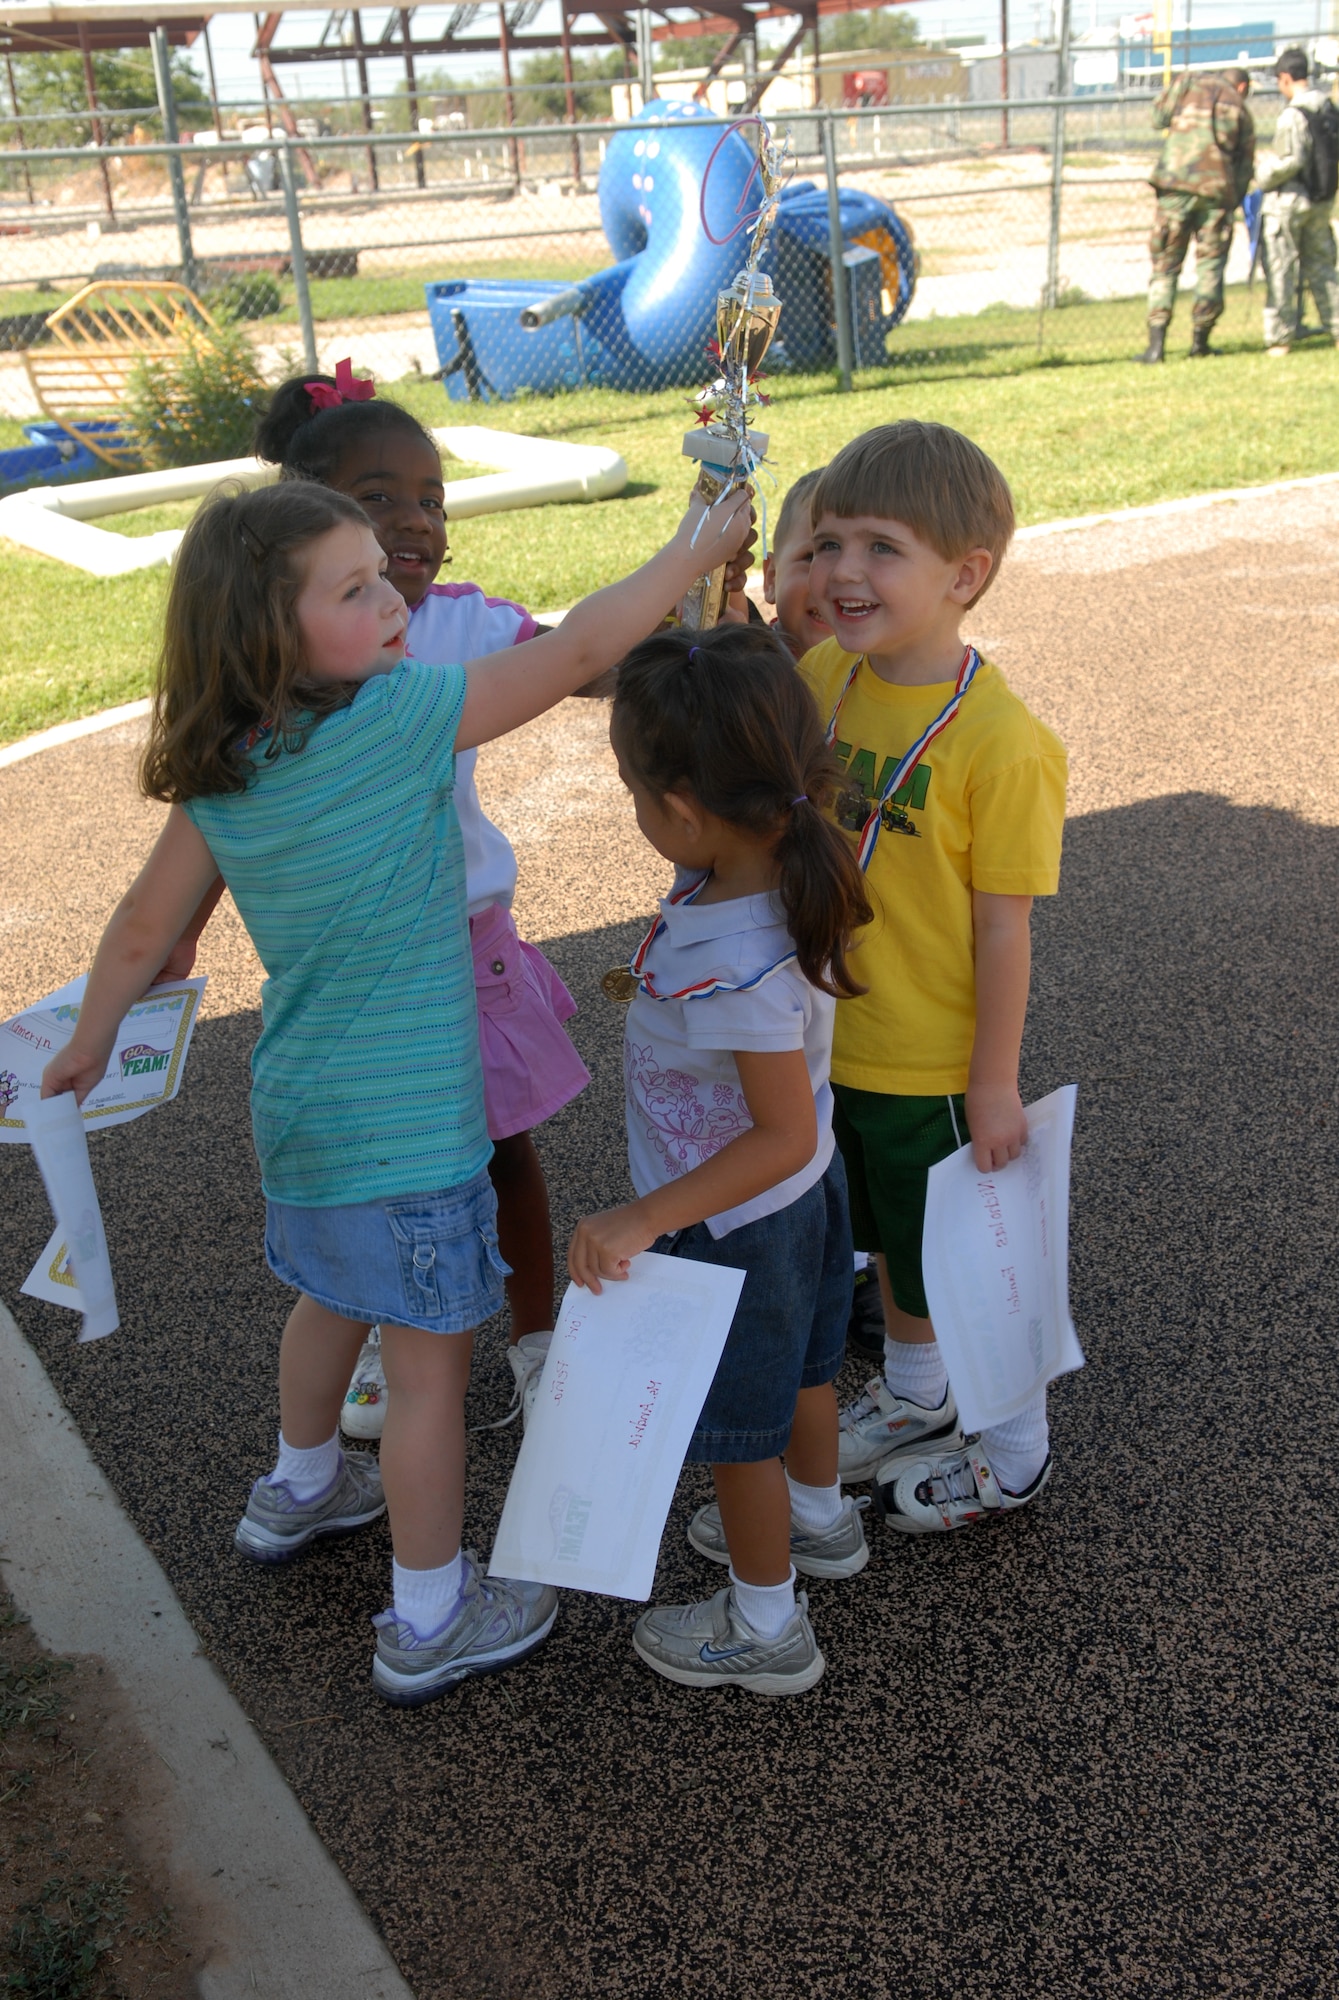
[{"x1": 625, "y1": 1039, "x2": 752, "y2": 1177}]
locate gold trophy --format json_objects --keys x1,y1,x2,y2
[
  {"x1": 680, "y1": 270, "x2": 782, "y2": 629},
  {"x1": 677, "y1": 119, "x2": 790, "y2": 631}
]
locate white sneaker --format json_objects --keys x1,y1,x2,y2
[
  {"x1": 507, "y1": 1331, "x2": 552, "y2": 1430},
  {"x1": 837, "y1": 1376, "x2": 962, "y2": 1483},
  {"x1": 875, "y1": 1438, "x2": 1052, "y2": 1534},
  {"x1": 340, "y1": 1327, "x2": 386, "y2": 1441}
]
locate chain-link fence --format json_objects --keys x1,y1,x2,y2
[{"x1": 0, "y1": 79, "x2": 1296, "y2": 467}]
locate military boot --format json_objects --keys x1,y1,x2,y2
[
  {"x1": 1137, "y1": 322, "x2": 1166, "y2": 364},
  {"x1": 1188, "y1": 325, "x2": 1215, "y2": 358}
]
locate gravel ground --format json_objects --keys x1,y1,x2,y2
[{"x1": 2, "y1": 483, "x2": 1338, "y2": 1998}]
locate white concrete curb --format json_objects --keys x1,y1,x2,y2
[
  {"x1": 0, "y1": 698, "x2": 152, "y2": 770},
  {"x1": 0, "y1": 428, "x2": 627, "y2": 577},
  {"x1": 0, "y1": 1301, "x2": 415, "y2": 2000}
]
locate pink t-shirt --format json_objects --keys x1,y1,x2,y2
[{"x1": 405, "y1": 582, "x2": 537, "y2": 917}]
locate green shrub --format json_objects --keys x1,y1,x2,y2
[
  {"x1": 125, "y1": 323, "x2": 268, "y2": 468},
  {"x1": 212, "y1": 271, "x2": 284, "y2": 322}
]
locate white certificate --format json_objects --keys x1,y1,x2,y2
[
  {"x1": 921, "y1": 1084, "x2": 1084, "y2": 1434},
  {"x1": 25, "y1": 1090, "x2": 119, "y2": 1342},
  {"x1": 0, "y1": 974, "x2": 206, "y2": 1142},
  {"x1": 489, "y1": 1251, "x2": 745, "y2": 1602},
  {"x1": 20, "y1": 1224, "x2": 80, "y2": 1311}
]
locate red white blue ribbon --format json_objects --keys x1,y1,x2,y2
[
  {"x1": 824, "y1": 644, "x2": 981, "y2": 871},
  {"x1": 628, "y1": 875, "x2": 797, "y2": 1003}
]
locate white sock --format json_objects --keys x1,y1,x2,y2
[
  {"x1": 786, "y1": 1474, "x2": 844, "y2": 1534},
  {"x1": 267, "y1": 1429, "x2": 341, "y2": 1501},
  {"x1": 883, "y1": 1337, "x2": 949, "y2": 1410},
  {"x1": 729, "y1": 1566, "x2": 797, "y2": 1642},
  {"x1": 853, "y1": 1250, "x2": 869, "y2": 1272},
  {"x1": 981, "y1": 1391, "x2": 1049, "y2": 1495},
  {"x1": 392, "y1": 1552, "x2": 465, "y2": 1640}
]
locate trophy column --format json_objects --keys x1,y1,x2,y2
[{"x1": 677, "y1": 266, "x2": 782, "y2": 632}]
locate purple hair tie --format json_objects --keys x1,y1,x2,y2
[
  {"x1": 688, "y1": 646, "x2": 702, "y2": 661},
  {"x1": 791, "y1": 794, "x2": 808, "y2": 807}
]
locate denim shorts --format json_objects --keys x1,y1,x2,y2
[
  {"x1": 264, "y1": 1167, "x2": 509, "y2": 1334},
  {"x1": 654, "y1": 1154, "x2": 854, "y2": 1464}
]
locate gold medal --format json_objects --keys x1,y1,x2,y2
[{"x1": 601, "y1": 967, "x2": 639, "y2": 1004}]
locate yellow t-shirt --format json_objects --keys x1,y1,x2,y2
[{"x1": 797, "y1": 640, "x2": 1068, "y2": 1096}]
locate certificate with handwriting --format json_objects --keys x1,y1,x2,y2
[{"x1": 489, "y1": 1251, "x2": 745, "y2": 1601}]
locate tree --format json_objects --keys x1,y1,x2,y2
[
  {"x1": 9, "y1": 47, "x2": 211, "y2": 142},
  {"x1": 820, "y1": 10, "x2": 923, "y2": 55}
]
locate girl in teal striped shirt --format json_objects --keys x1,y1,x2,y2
[{"x1": 41, "y1": 474, "x2": 749, "y2": 1708}]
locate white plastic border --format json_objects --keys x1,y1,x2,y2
[{"x1": 0, "y1": 425, "x2": 628, "y2": 577}]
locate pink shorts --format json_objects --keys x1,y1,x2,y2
[{"x1": 469, "y1": 902, "x2": 591, "y2": 1142}]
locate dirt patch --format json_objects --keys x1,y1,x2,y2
[{"x1": 0, "y1": 1597, "x2": 199, "y2": 1998}]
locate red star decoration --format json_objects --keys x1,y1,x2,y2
[
  {"x1": 705, "y1": 338, "x2": 722, "y2": 361},
  {"x1": 693, "y1": 408, "x2": 717, "y2": 427}
]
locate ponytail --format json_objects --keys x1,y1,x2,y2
[
  {"x1": 254, "y1": 370, "x2": 438, "y2": 484},
  {"x1": 611, "y1": 625, "x2": 872, "y2": 997}
]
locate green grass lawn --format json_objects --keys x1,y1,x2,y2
[{"x1": 2, "y1": 283, "x2": 1336, "y2": 746}]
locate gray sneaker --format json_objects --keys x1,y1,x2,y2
[
  {"x1": 234, "y1": 1451, "x2": 385, "y2": 1565},
  {"x1": 372, "y1": 1553, "x2": 558, "y2": 1707},
  {"x1": 632, "y1": 1585, "x2": 825, "y2": 1696},
  {"x1": 687, "y1": 1495, "x2": 871, "y2": 1579},
  {"x1": 837, "y1": 1377, "x2": 963, "y2": 1483}
]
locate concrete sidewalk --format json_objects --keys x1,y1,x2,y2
[{"x1": 0, "y1": 1301, "x2": 415, "y2": 2000}]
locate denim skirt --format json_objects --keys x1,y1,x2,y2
[{"x1": 264, "y1": 1166, "x2": 509, "y2": 1334}]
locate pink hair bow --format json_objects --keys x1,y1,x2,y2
[{"x1": 304, "y1": 357, "x2": 376, "y2": 411}]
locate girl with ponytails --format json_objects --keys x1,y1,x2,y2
[{"x1": 568, "y1": 622, "x2": 874, "y2": 1697}]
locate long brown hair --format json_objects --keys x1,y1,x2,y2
[
  {"x1": 611, "y1": 625, "x2": 873, "y2": 997},
  {"x1": 140, "y1": 480, "x2": 371, "y2": 805}
]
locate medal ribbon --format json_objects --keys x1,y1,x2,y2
[
  {"x1": 824, "y1": 644, "x2": 981, "y2": 871},
  {"x1": 627, "y1": 874, "x2": 797, "y2": 1003}
]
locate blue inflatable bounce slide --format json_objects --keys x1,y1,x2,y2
[{"x1": 429, "y1": 101, "x2": 915, "y2": 400}]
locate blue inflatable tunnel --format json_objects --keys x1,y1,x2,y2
[{"x1": 429, "y1": 100, "x2": 916, "y2": 400}]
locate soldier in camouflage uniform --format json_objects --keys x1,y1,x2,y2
[
  {"x1": 1139, "y1": 66, "x2": 1255, "y2": 363},
  {"x1": 1257, "y1": 50, "x2": 1339, "y2": 356}
]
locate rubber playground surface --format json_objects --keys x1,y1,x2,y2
[{"x1": 2, "y1": 483, "x2": 1338, "y2": 1998}]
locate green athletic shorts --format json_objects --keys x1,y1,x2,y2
[{"x1": 830, "y1": 1085, "x2": 969, "y2": 1321}]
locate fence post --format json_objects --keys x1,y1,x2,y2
[
  {"x1": 1043, "y1": 0, "x2": 1072, "y2": 311},
  {"x1": 151, "y1": 27, "x2": 198, "y2": 293},
  {"x1": 822, "y1": 111, "x2": 853, "y2": 393},
  {"x1": 279, "y1": 143, "x2": 319, "y2": 375}
]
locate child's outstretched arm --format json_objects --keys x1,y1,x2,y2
[
  {"x1": 567, "y1": 1047, "x2": 816, "y2": 1294},
  {"x1": 966, "y1": 889, "x2": 1033, "y2": 1173},
  {"x1": 41, "y1": 808, "x2": 222, "y2": 1103},
  {"x1": 456, "y1": 489, "x2": 751, "y2": 751}
]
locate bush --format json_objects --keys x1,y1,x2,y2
[
  {"x1": 212, "y1": 271, "x2": 284, "y2": 322},
  {"x1": 125, "y1": 323, "x2": 268, "y2": 468}
]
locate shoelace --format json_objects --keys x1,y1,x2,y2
[
  {"x1": 468, "y1": 1380, "x2": 524, "y2": 1433},
  {"x1": 839, "y1": 1387, "x2": 882, "y2": 1430},
  {"x1": 920, "y1": 1456, "x2": 980, "y2": 1507}
]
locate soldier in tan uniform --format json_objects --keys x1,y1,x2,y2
[
  {"x1": 1257, "y1": 49, "x2": 1339, "y2": 356},
  {"x1": 1139, "y1": 66, "x2": 1254, "y2": 363}
]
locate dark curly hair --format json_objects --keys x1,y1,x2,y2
[
  {"x1": 254, "y1": 372, "x2": 438, "y2": 484},
  {"x1": 611, "y1": 624, "x2": 873, "y2": 997}
]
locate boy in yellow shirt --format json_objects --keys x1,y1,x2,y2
[{"x1": 796, "y1": 421, "x2": 1067, "y2": 1530}]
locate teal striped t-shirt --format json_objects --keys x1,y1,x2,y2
[{"x1": 184, "y1": 660, "x2": 488, "y2": 1207}]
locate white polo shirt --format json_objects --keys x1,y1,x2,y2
[
  {"x1": 406, "y1": 582, "x2": 537, "y2": 916},
  {"x1": 623, "y1": 872, "x2": 835, "y2": 1239}
]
